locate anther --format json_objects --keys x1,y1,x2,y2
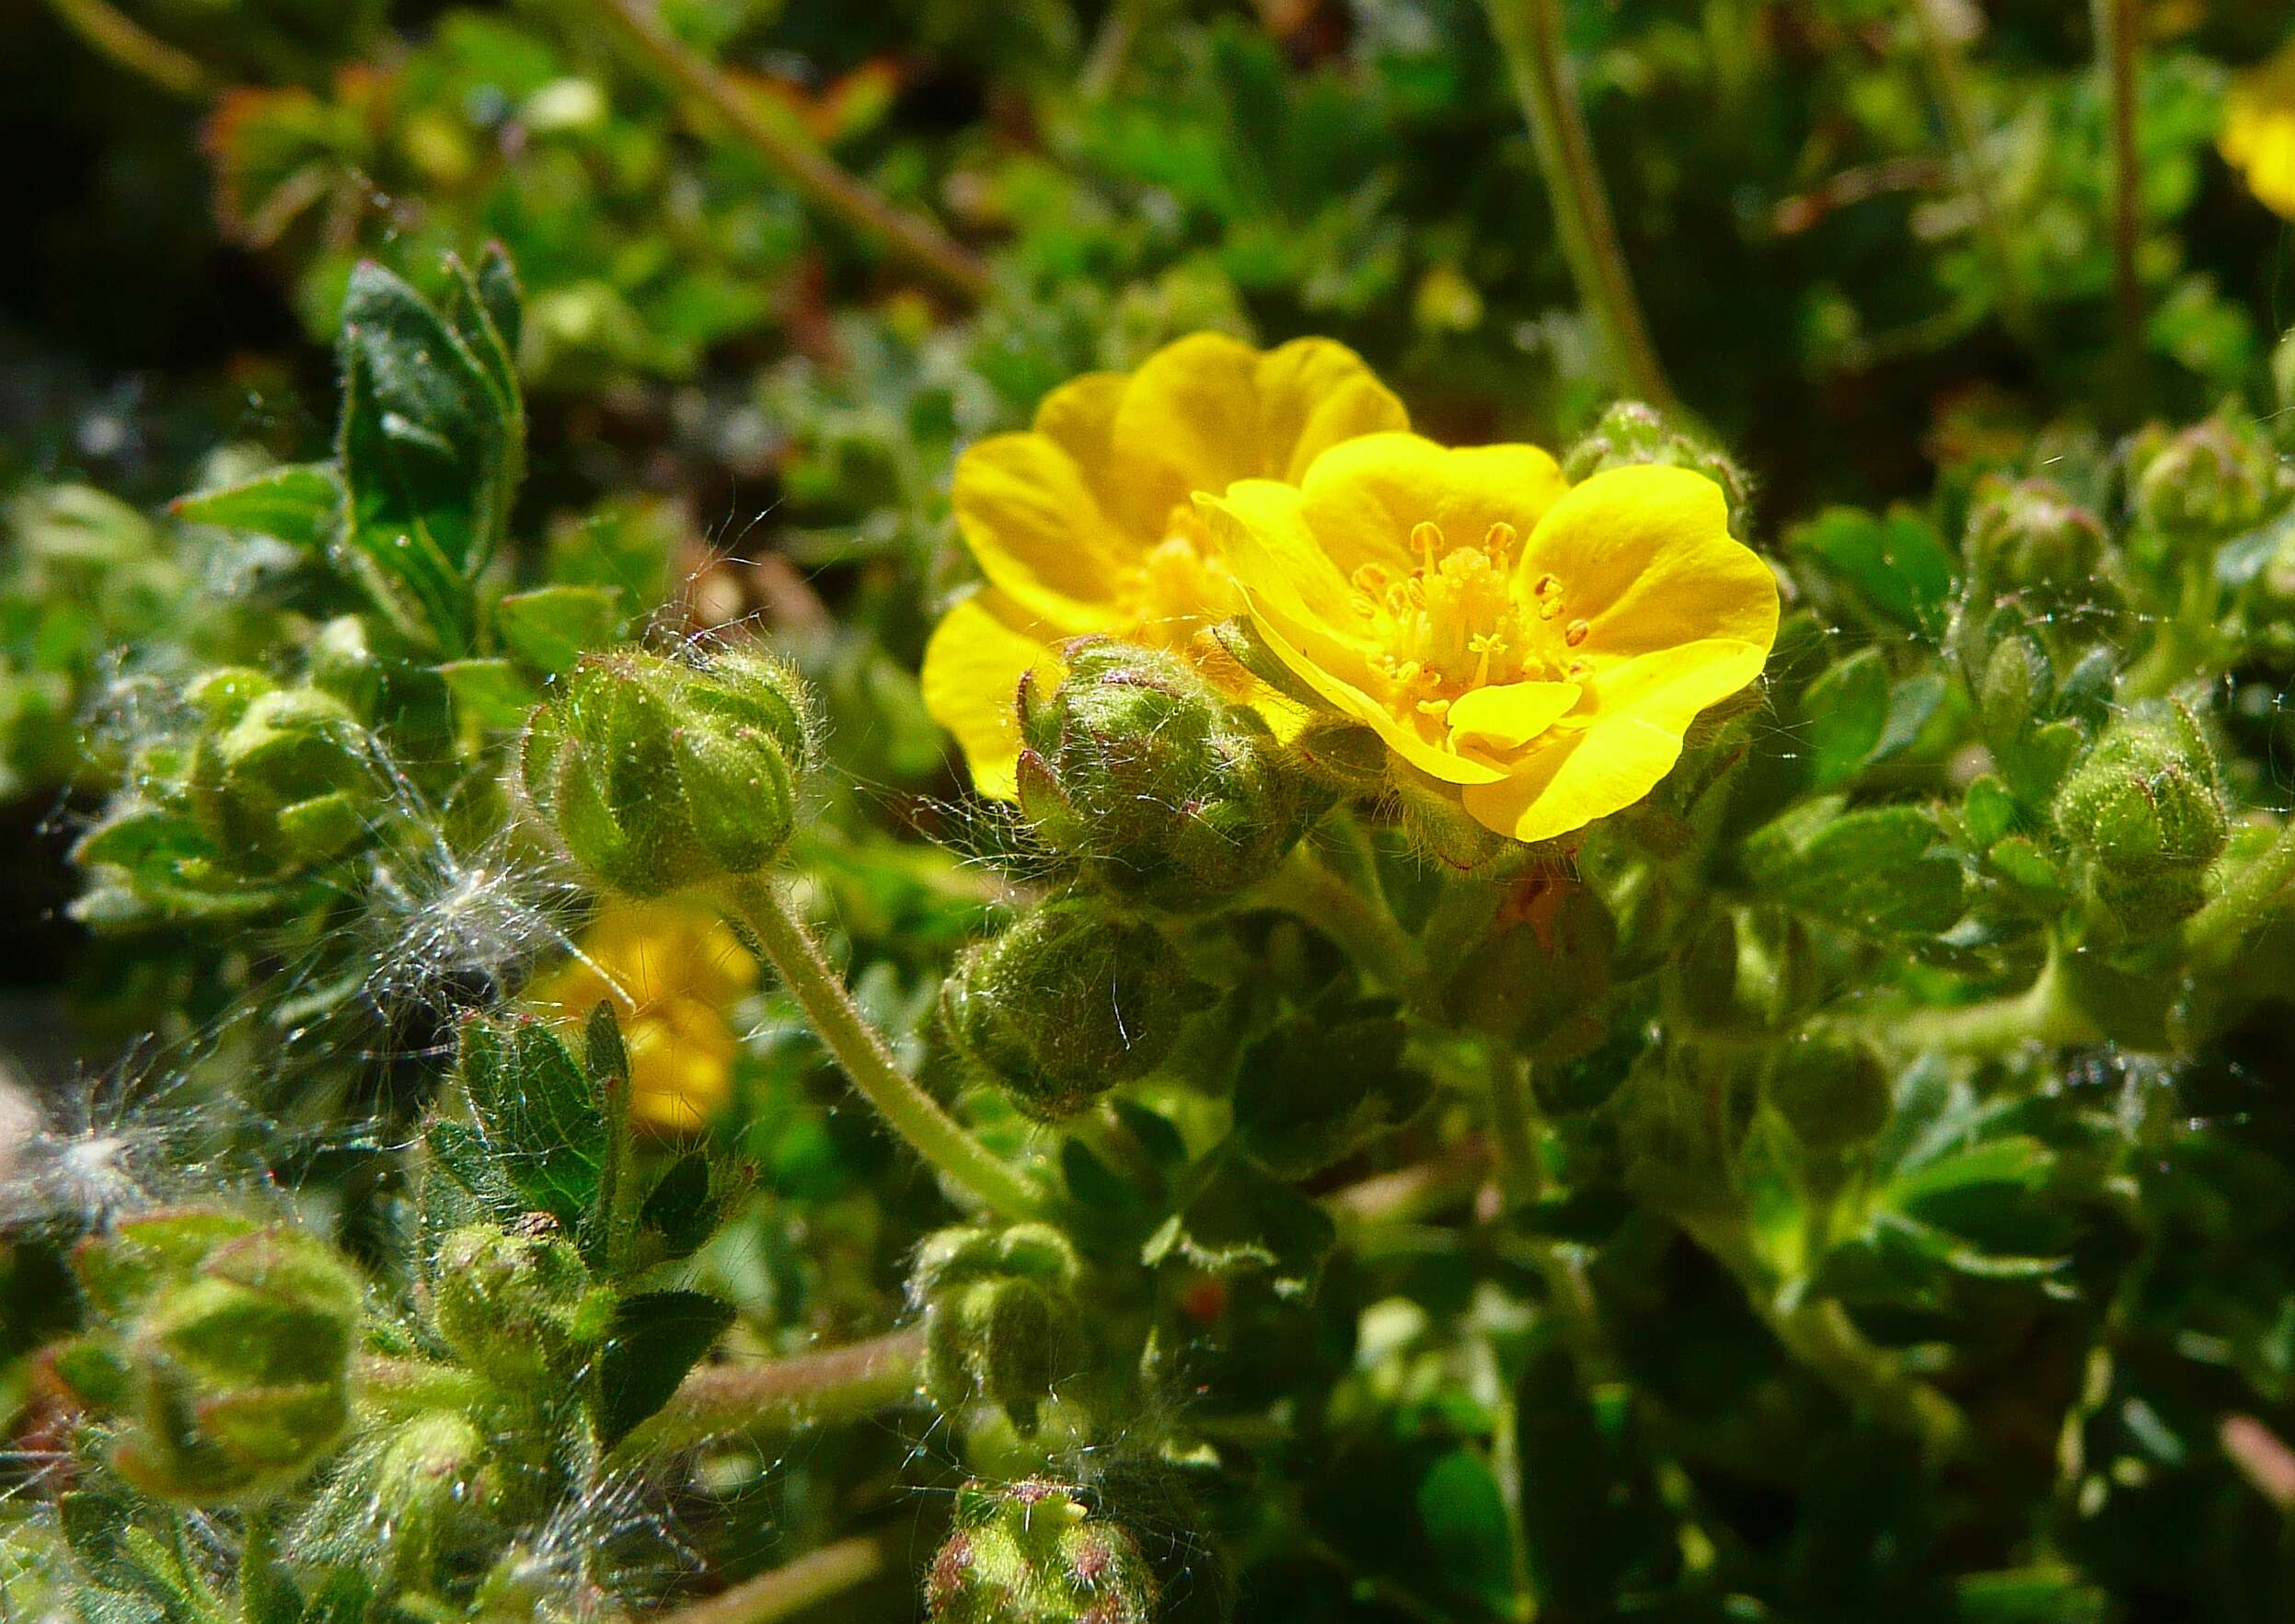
[
  {"x1": 1484, "y1": 521, "x2": 1517, "y2": 558},
  {"x1": 1564, "y1": 618, "x2": 1590, "y2": 648},
  {"x1": 1411, "y1": 520, "x2": 1443, "y2": 564},
  {"x1": 1533, "y1": 573, "x2": 1565, "y2": 620}
]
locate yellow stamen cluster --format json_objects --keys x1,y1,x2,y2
[
  {"x1": 1352, "y1": 519, "x2": 1574, "y2": 722},
  {"x1": 1124, "y1": 506, "x2": 1239, "y2": 645}
]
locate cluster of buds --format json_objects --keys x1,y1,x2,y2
[
  {"x1": 910, "y1": 1222, "x2": 1084, "y2": 1430},
  {"x1": 1964, "y1": 476, "x2": 2110, "y2": 608},
  {"x1": 940, "y1": 899, "x2": 1210, "y2": 1120},
  {"x1": 925, "y1": 1480, "x2": 1157, "y2": 1624},
  {"x1": 2128, "y1": 415, "x2": 2287, "y2": 547},
  {"x1": 186, "y1": 666, "x2": 380, "y2": 876},
  {"x1": 50, "y1": 1208, "x2": 362, "y2": 1503},
  {"x1": 522, "y1": 644, "x2": 813, "y2": 897},
  {"x1": 1016, "y1": 639, "x2": 1326, "y2": 912}
]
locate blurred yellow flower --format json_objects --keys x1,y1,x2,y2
[
  {"x1": 1198, "y1": 434, "x2": 1778, "y2": 845},
  {"x1": 527, "y1": 899, "x2": 758, "y2": 1134},
  {"x1": 2220, "y1": 43, "x2": 2295, "y2": 219},
  {"x1": 919, "y1": 331, "x2": 1408, "y2": 798}
]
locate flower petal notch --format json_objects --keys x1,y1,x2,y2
[
  {"x1": 920, "y1": 332, "x2": 1408, "y2": 797},
  {"x1": 1200, "y1": 438, "x2": 1780, "y2": 845}
]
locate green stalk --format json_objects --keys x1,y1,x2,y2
[
  {"x1": 582, "y1": 0, "x2": 992, "y2": 304},
  {"x1": 1249, "y1": 846, "x2": 1440, "y2": 1008},
  {"x1": 2185, "y1": 819, "x2": 2295, "y2": 961},
  {"x1": 1879, "y1": 945, "x2": 2100, "y2": 1057},
  {"x1": 1483, "y1": 0, "x2": 1675, "y2": 410},
  {"x1": 640, "y1": 1531, "x2": 899, "y2": 1624},
  {"x1": 611, "y1": 1327, "x2": 924, "y2": 1463},
  {"x1": 42, "y1": 0, "x2": 209, "y2": 98},
  {"x1": 1907, "y1": 0, "x2": 2031, "y2": 337},
  {"x1": 2093, "y1": 0, "x2": 2142, "y2": 338},
  {"x1": 721, "y1": 876, "x2": 1042, "y2": 1223},
  {"x1": 355, "y1": 1356, "x2": 495, "y2": 1417}
]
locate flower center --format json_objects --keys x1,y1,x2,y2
[
  {"x1": 1124, "y1": 504, "x2": 1240, "y2": 646},
  {"x1": 1353, "y1": 520, "x2": 1586, "y2": 720}
]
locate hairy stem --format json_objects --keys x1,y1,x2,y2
[
  {"x1": 1483, "y1": 0, "x2": 1674, "y2": 409},
  {"x1": 613, "y1": 1327, "x2": 925, "y2": 1463},
  {"x1": 1250, "y1": 845, "x2": 1440, "y2": 1008},
  {"x1": 640, "y1": 1531, "x2": 899, "y2": 1624},
  {"x1": 356, "y1": 1356, "x2": 495, "y2": 1417},
  {"x1": 1908, "y1": 0, "x2": 2031, "y2": 337},
  {"x1": 42, "y1": 0, "x2": 209, "y2": 98},
  {"x1": 2186, "y1": 819, "x2": 2295, "y2": 961},
  {"x1": 1680, "y1": 1214, "x2": 1969, "y2": 1460},
  {"x1": 2093, "y1": 0, "x2": 2142, "y2": 337},
  {"x1": 721, "y1": 876, "x2": 1041, "y2": 1222},
  {"x1": 582, "y1": 0, "x2": 992, "y2": 304},
  {"x1": 1872, "y1": 945, "x2": 2098, "y2": 1057}
]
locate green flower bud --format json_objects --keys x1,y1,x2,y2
[
  {"x1": 1966, "y1": 476, "x2": 2109, "y2": 600},
  {"x1": 300, "y1": 1410, "x2": 503, "y2": 1581},
  {"x1": 521, "y1": 646, "x2": 812, "y2": 897},
  {"x1": 1766, "y1": 1037, "x2": 1891, "y2": 1152},
  {"x1": 1562, "y1": 401, "x2": 1752, "y2": 537},
  {"x1": 308, "y1": 616, "x2": 384, "y2": 716},
  {"x1": 1232, "y1": 1004, "x2": 1428, "y2": 1179},
  {"x1": 941, "y1": 901, "x2": 1212, "y2": 1120},
  {"x1": 189, "y1": 684, "x2": 375, "y2": 873},
  {"x1": 2054, "y1": 701, "x2": 2227, "y2": 878},
  {"x1": 911, "y1": 1223, "x2": 1083, "y2": 1431},
  {"x1": 1017, "y1": 639, "x2": 1327, "y2": 911},
  {"x1": 925, "y1": 1480, "x2": 1157, "y2": 1624},
  {"x1": 1447, "y1": 879, "x2": 1616, "y2": 1061},
  {"x1": 2131, "y1": 416, "x2": 2282, "y2": 545},
  {"x1": 427, "y1": 1221, "x2": 605, "y2": 1388},
  {"x1": 63, "y1": 1209, "x2": 361, "y2": 1504}
]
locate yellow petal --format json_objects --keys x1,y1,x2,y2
[
  {"x1": 1518, "y1": 465, "x2": 1779, "y2": 660},
  {"x1": 1196, "y1": 480, "x2": 1371, "y2": 650},
  {"x1": 1105, "y1": 333, "x2": 1409, "y2": 536},
  {"x1": 1459, "y1": 635, "x2": 1771, "y2": 843},
  {"x1": 951, "y1": 432, "x2": 1136, "y2": 626},
  {"x1": 920, "y1": 590, "x2": 1067, "y2": 800},
  {"x1": 1446, "y1": 680, "x2": 1581, "y2": 754},
  {"x1": 1295, "y1": 433, "x2": 1571, "y2": 582}
]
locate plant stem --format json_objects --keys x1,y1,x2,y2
[
  {"x1": 1482, "y1": 0, "x2": 1675, "y2": 410},
  {"x1": 2093, "y1": 0, "x2": 2142, "y2": 338},
  {"x1": 1485, "y1": 1053, "x2": 1543, "y2": 1206},
  {"x1": 356, "y1": 1356, "x2": 495, "y2": 1417},
  {"x1": 640, "y1": 1531, "x2": 899, "y2": 1624},
  {"x1": 1873, "y1": 945, "x2": 2098, "y2": 1057},
  {"x1": 42, "y1": 0, "x2": 209, "y2": 98},
  {"x1": 1249, "y1": 846, "x2": 1439, "y2": 1008},
  {"x1": 582, "y1": 0, "x2": 992, "y2": 305},
  {"x1": 2186, "y1": 819, "x2": 2295, "y2": 961},
  {"x1": 1908, "y1": 0, "x2": 2031, "y2": 337},
  {"x1": 612, "y1": 1327, "x2": 925, "y2": 1463},
  {"x1": 1680, "y1": 1214, "x2": 1969, "y2": 1460},
  {"x1": 721, "y1": 875, "x2": 1041, "y2": 1223}
]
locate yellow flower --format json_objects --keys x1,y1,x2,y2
[
  {"x1": 919, "y1": 331, "x2": 1408, "y2": 798},
  {"x1": 2220, "y1": 42, "x2": 2295, "y2": 219},
  {"x1": 526, "y1": 899, "x2": 758, "y2": 1134},
  {"x1": 1197, "y1": 433, "x2": 1779, "y2": 845}
]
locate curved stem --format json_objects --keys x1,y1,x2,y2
[
  {"x1": 612, "y1": 1327, "x2": 924, "y2": 1463},
  {"x1": 582, "y1": 0, "x2": 992, "y2": 304},
  {"x1": 42, "y1": 0, "x2": 209, "y2": 98},
  {"x1": 721, "y1": 876, "x2": 1041, "y2": 1222},
  {"x1": 1482, "y1": 0, "x2": 1674, "y2": 410},
  {"x1": 1248, "y1": 846, "x2": 1439, "y2": 1008},
  {"x1": 2186, "y1": 819, "x2": 2295, "y2": 961},
  {"x1": 640, "y1": 1530, "x2": 898, "y2": 1624},
  {"x1": 2093, "y1": 0, "x2": 2142, "y2": 339},
  {"x1": 1869, "y1": 945, "x2": 2098, "y2": 1057}
]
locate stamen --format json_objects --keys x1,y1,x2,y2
[
  {"x1": 1416, "y1": 697, "x2": 1451, "y2": 718},
  {"x1": 1483, "y1": 521, "x2": 1517, "y2": 559},
  {"x1": 1469, "y1": 631, "x2": 1505, "y2": 686},
  {"x1": 1564, "y1": 618, "x2": 1590, "y2": 648},
  {"x1": 1533, "y1": 573, "x2": 1565, "y2": 620},
  {"x1": 1411, "y1": 520, "x2": 1443, "y2": 566}
]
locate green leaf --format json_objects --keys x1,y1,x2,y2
[
  {"x1": 1744, "y1": 802, "x2": 1967, "y2": 939},
  {"x1": 437, "y1": 658, "x2": 542, "y2": 733},
  {"x1": 496, "y1": 585, "x2": 625, "y2": 675},
  {"x1": 638, "y1": 1151, "x2": 718, "y2": 1260},
  {"x1": 172, "y1": 464, "x2": 342, "y2": 551},
  {"x1": 1142, "y1": 1162, "x2": 1336, "y2": 1292},
  {"x1": 1801, "y1": 650, "x2": 1889, "y2": 786},
  {"x1": 1415, "y1": 1449, "x2": 1517, "y2": 1615},
  {"x1": 456, "y1": 1014, "x2": 605, "y2": 1228},
  {"x1": 594, "y1": 1289, "x2": 733, "y2": 1448},
  {"x1": 1791, "y1": 505, "x2": 1956, "y2": 637}
]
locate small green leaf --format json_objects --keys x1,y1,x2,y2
[
  {"x1": 437, "y1": 659, "x2": 541, "y2": 732},
  {"x1": 172, "y1": 464, "x2": 342, "y2": 551},
  {"x1": 496, "y1": 585, "x2": 625, "y2": 675},
  {"x1": 1802, "y1": 650, "x2": 1889, "y2": 786},
  {"x1": 594, "y1": 1289, "x2": 733, "y2": 1447},
  {"x1": 457, "y1": 1014, "x2": 605, "y2": 1227},
  {"x1": 1791, "y1": 505, "x2": 1957, "y2": 637},
  {"x1": 1416, "y1": 1449, "x2": 1517, "y2": 1614},
  {"x1": 638, "y1": 1151, "x2": 719, "y2": 1260}
]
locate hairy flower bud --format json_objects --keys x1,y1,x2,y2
[
  {"x1": 60, "y1": 1209, "x2": 361, "y2": 1504},
  {"x1": 1562, "y1": 400, "x2": 1752, "y2": 536},
  {"x1": 925, "y1": 1480, "x2": 1157, "y2": 1624},
  {"x1": 1966, "y1": 476, "x2": 2108, "y2": 601},
  {"x1": 1017, "y1": 639, "x2": 1327, "y2": 911},
  {"x1": 1447, "y1": 878, "x2": 1616, "y2": 1060},
  {"x1": 1766, "y1": 1037, "x2": 1892, "y2": 1152},
  {"x1": 2130, "y1": 417, "x2": 2282, "y2": 546},
  {"x1": 427, "y1": 1222, "x2": 605, "y2": 1388},
  {"x1": 941, "y1": 900, "x2": 1211, "y2": 1120},
  {"x1": 2052, "y1": 701, "x2": 2227, "y2": 935},
  {"x1": 521, "y1": 645, "x2": 811, "y2": 897},
  {"x1": 189, "y1": 678, "x2": 375, "y2": 874},
  {"x1": 910, "y1": 1223, "x2": 1083, "y2": 1430}
]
